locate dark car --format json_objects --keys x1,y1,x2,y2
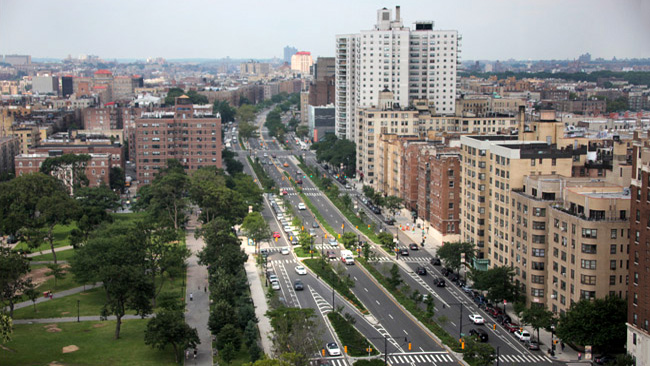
[
  {"x1": 441, "y1": 267, "x2": 451, "y2": 276},
  {"x1": 430, "y1": 257, "x2": 441, "y2": 266},
  {"x1": 312, "y1": 221, "x2": 319, "y2": 228},
  {"x1": 399, "y1": 248, "x2": 409, "y2": 256},
  {"x1": 593, "y1": 355, "x2": 617, "y2": 365},
  {"x1": 497, "y1": 314, "x2": 512, "y2": 325},
  {"x1": 372, "y1": 206, "x2": 381, "y2": 214},
  {"x1": 384, "y1": 217, "x2": 396, "y2": 225},
  {"x1": 469, "y1": 328, "x2": 489, "y2": 342},
  {"x1": 409, "y1": 243, "x2": 419, "y2": 251},
  {"x1": 415, "y1": 266, "x2": 427, "y2": 275},
  {"x1": 525, "y1": 340, "x2": 540, "y2": 350},
  {"x1": 294, "y1": 280, "x2": 304, "y2": 291},
  {"x1": 449, "y1": 273, "x2": 460, "y2": 283},
  {"x1": 433, "y1": 277, "x2": 446, "y2": 287},
  {"x1": 296, "y1": 179, "x2": 303, "y2": 184}
]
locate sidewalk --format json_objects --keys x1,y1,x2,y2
[
  {"x1": 13, "y1": 314, "x2": 144, "y2": 324},
  {"x1": 7, "y1": 283, "x2": 102, "y2": 313},
  {"x1": 26, "y1": 245, "x2": 73, "y2": 258},
  {"x1": 241, "y1": 236, "x2": 274, "y2": 357},
  {"x1": 185, "y1": 215, "x2": 213, "y2": 366}
]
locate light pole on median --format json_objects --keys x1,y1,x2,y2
[
  {"x1": 366, "y1": 335, "x2": 410, "y2": 366},
  {"x1": 442, "y1": 302, "x2": 465, "y2": 340}
]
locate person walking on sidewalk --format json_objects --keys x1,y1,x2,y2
[{"x1": 190, "y1": 293, "x2": 193, "y2": 301}]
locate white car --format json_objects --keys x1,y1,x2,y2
[
  {"x1": 270, "y1": 280, "x2": 280, "y2": 291},
  {"x1": 328, "y1": 237, "x2": 338, "y2": 246},
  {"x1": 298, "y1": 203, "x2": 306, "y2": 210},
  {"x1": 283, "y1": 225, "x2": 292, "y2": 233},
  {"x1": 294, "y1": 265, "x2": 307, "y2": 275},
  {"x1": 277, "y1": 213, "x2": 284, "y2": 220},
  {"x1": 281, "y1": 247, "x2": 290, "y2": 255},
  {"x1": 326, "y1": 342, "x2": 341, "y2": 356},
  {"x1": 469, "y1": 314, "x2": 485, "y2": 324},
  {"x1": 514, "y1": 330, "x2": 531, "y2": 342}
]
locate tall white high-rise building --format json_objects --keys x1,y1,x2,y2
[{"x1": 335, "y1": 6, "x2": 461, "y2": 141}]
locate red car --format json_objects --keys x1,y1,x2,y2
[
  {"x1": 487, "y1": 307, "x2": 503, "y2": 318},
  {"x1": 273, "y1": 231, "x2": 281, "y2": 239},
  {"x1": 504, "y1": 323, "x2": 520, "y2": 333},
  {"x1": 282, "y1": 189, "x2": 288, "y2": 195}
]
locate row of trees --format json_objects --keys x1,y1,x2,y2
[
  {"x1": 361, "y1": 185, "x2": 403, "y2": 218},
  {"x1": 311, "y1": 134, "x2": 356, "y2": 178},
  {"x1": 164, "y1": 88, "x2": 209, "y2": 106}
]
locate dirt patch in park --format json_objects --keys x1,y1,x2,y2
[
  {"x1": 62, "y1": 345, "x2": 79, "y2": 353},
  {"x1": 48, "y1": 362, "x2": 65, "y2": 366},
  {"x1": 92, "y1": 323, "x2": 107, "y2": 328},
  {"x1": 44, "y1": 324, "x2": 62, "y2": 333},
  {"x1": 23, "y1": 265, "x2": 70, "y2": 288}
]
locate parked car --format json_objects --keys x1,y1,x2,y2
[
  {"x1": 440, "y1": 267, "x2": 451, "y2": 276},
  {"x1": 312, "y1": 221, "x2": 319, "y2": 228},
  {"x1": 430, "y1": 257, "x2": 441, "y2": 266},
  {"x1": 295, "y1": 265, "x2": 307, "y2": 275},
  {"x1": 291, "y1": 237, "x2": 299, "y2": 245},
  {"x1": 270, "y1": 280, "x2": 280, "y2": 291},
  {"x1": 326, "y1": 342, "x2": 341, "y2": 356},
  {"x1": 449, "y1": 273, "x2": 460, "y2": 283},
  {"x1": 399, "y1": 248, "x2": 409, "y2": 256},
  {"x1": 408, "y1": 243, "x2": 419, "y2": 250},
  {"x1": 268, "y1": 274, "x2": 278, "y2": 283},
  {"x1": 487, "y1": 307, "x2": 503, "y2": 318},
  {"x1": 415, "y1": 266, "x2": 427, "y2": 275},
  {"x1": 525, "y1": 340, "x2": 540, "y2": 350},
  {"x1": 593, "y1": 355, "x2": 617, "y2": 365},
  {"x1": 327, "y1": 251, "x2": 337, "y2": 260},
  {"x1": 371, "y1": 206, "x2": 381, "y2": 214},
  {"x1": 294, "y1": 280, "x2": 304, "y2": 291},
  {"x1": 384, "y1": 217, "x2": 396, "y2": 225},
  {"x1": 328, "y1": 237, "x2": 338, "y2": 246},
  {"x1": 433, "y1": 277, "x2": 446, "y2": 287},
  {"x1": 497, "y1": 314, "x2": 512, "y2": 325},
  {"x1": 469, "y1": 328, "x2": 489, "y2": 342},
  {"x1": 461, "y1": 285, "x2": 473, "y2": 293},
  {"x1": 504, "y1": 323, "x2": 520, "y2": 333},
  {"x1": 514, "y1": 330, "x2": 531, "y2": 342},
  {"x1": 469, "y1": 314, "x2": 485, "y2": 325}
]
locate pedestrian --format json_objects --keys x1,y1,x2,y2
[
  {"x1": 578, "y1": 352, "x2": 582, "y2": 360},
  {"x1": 49, "y1": 292, "x2": 53, "y2": 300},
  {"x1": 186, "y1": 350, "x2": 190, "y2": 359},
  {"x1": 190, "y1": 293, "x2": 193, "y2": 301},
  {"x1": 204, "y1": 286, "x2": 207, "y2": 292},
  {"x1": 561, "y1": 342, "x2": 565, "y2": 351},
  {"x1": 193, "y1": 348, "x2": 197, "y2": 359}
]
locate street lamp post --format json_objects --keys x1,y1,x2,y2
[
  {"x1": 365, "y1": 335, "x2": 409, "y2": 366},
  {"x1": 77, "y1": 300, "x2": 80, "y2": 322}
]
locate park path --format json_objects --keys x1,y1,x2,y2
[
  {"x1": 184, "y1": 214, "x2": 213, "y2": 365},
  {"x1": 6, "y1": 283, "x2": 102, "y2": 313},
  {"x1": 26, "y1": 245, "x2": 73, "y2": 257},
  {"x1": 12, "y1": 314, "x2": 144, "y2": 324}
]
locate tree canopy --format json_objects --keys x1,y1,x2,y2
[
  {"x1": 470, "y1": 265, "x2": 519, "y2": 306},
  {"x1": 436, "y1": 241, "x2": 475, "y2": 273},
  {"x1": 213, "y1": 100, "x2": 236, "y2": 123},
  {"x1": 312, "y1": 134, "x2": 356, "y2": 177}
]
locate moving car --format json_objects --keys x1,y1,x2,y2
[
  {"x1": 296, "y1": 179, "x2": 303, "y2": 184},
  {"x1": 328, "y1": 237, "x2": 338, "y2": 246},
  {"x1": 326, "y1": 342, "x2": 341, "y2": 356},
  {"x1": 430, "y1": 257, "x2": 442, "y2": 266},
  {"x1": 433, "y1": 277, "x2": 446, "y2": 287},
  {"x1": 525, "y1": 340, "x2": 540, "y2": 350},
  {"x1": 399, "y1": 248, "x2": 409, "y2": 256},
  {"x1": 281, "y1": 189, "x2": 288, "y2": 195},
  {"x1": 273, "y1": 232, "x2": 281, "y2": 239},
  {"x1": 469, "y1": 328, "x2": 489, "y2": 342},
  {"x1": 415, "y1": 266, "x2": 427, "y2": 275},
  {"x1": 514, "y1": 330, "x2": 531, "y2": 342},
  {"x1": 294, "y1": 280, "x2": 304, "y2": 291},
  {"x1": 312, "y1": 221, "x2": 319, "y2": 228},
  {"x1": 309, "y1": 228, "x2": 316, "y2": 236},
  {"x1": 295, "y1": 265, "x2": 307, "y2": 275},
  {"x1": 327, "y1": 251, "x2": 337, "y2": 260},
  {"x1": 281, "y1": 247, "x2": 290, "y2": 255},
  {"x1": 469, "y1": 314, "x2": 485, "y2": 325},
  {"x1": 461, "y1": 285, "x2": 473, "y2": 293},
  {"x1": 283, "y1": 162, "x2": 289, "y2": 167},
  {"x1": 298, "y1": 203, "x2": 306, "y2": 210},
  {"x1": 593, "y1": 355, "x2": 616, "y2": 365},
  {"x1": 408, "y1": 243, "x2": 419, "y2": 251}
]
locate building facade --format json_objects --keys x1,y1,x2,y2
[
  {"x1": 291, "y1": 52, "x2": 313, "y2": 75},
  {"x1": 0, "y1": 136, "x2": 20, "y2": 175},
  {"x1": 134, "y1": 96, "x2": 222, "y2": 185}
]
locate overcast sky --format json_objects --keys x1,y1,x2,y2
[{"x1": 1, "y1": 0, "x2": 649, "y2": 61}]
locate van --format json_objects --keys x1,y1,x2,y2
[
  {"x1": 298, "y1": 203, "x2": 306, "y2": 210},
  {"x1": 341, "y1": 250, "x2": 355, "y2": 265}
]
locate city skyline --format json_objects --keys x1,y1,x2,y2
[{"x1": 1, "y1": 0, "x2": 649, "y2": 61}]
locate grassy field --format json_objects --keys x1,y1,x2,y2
[
  {"x1": 29, "y1": 248, "x2": 76, "y2": 262},
  {"x1": 2, "y1": 319, "x2": 176, "y2": 366},
  {"x1": 13, "y1": 273, "x2": 186, "y2": 320},
  {"x1": 13, "y1": 223, "x2": 77, "y2": 252},
  {"x1": 327, "y1": 311, "x2": 378, "y2": 357}
]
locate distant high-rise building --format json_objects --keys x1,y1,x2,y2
[
  {"x1": 335, "y1": 6, "x2": 460, "y2": 140},
  {"x1": 61, "y1": 76, "x2": 74, "y2": 97},
  {"x1": 284, "y1": 46, "x2": 298, "y2": 64},
  {"x1": 313, "y1": 57, "x2": 335, "y2": 81},
  {"x1": 240, "y1": 61, "x2": 270, "y2": 76},
  {"x1": 3, "y1": 54, "x2": 31, "y2": 66},
  {"x1": 32, "y1": 75, "x2": 59, "y2": 95},
  {"x1": 291, "y1": 52, "x2": 313, "y2": 75}
]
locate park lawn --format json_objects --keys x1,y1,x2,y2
[
  {"x1": 110, "y1": 211, "x2": 147, "y2": 223},
  {"x1": 13, "y1": 273, "x2": 186, "y2": 320},
  {"x1": 13, "y1": 223, "x2": 77, "y2": 253},
  {"x1": 29, "y1": 248, "x2": 76, "y2": 262},
  {"x1": 293, "y1": 246, "x2": 320, "y2": 258},
  {"x1": 2, "y1": 319, "x2": 176, "y2": 366}
]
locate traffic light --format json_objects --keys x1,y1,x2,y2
[
  {"x1": 493, "y1": 324, "x2": 496, "y2": 330},
  {"x1": 408, "y1": 343, "x2": 412, "y2": 351},
  {"x1": 342, "y1": 224, "x2": 345, "y2": 229},
  {"x1": 322, "y1": 349, "x2": 325, "y2": 356},
  {"x1": 461, "y1": 341, "x2": 465, "y2": 350},
  {"x1": 344, "y1": 346, "x2": 348, "y2": 354},
  {"x1": 275, "y1": 237, "x2": 278, "y2": 242}
]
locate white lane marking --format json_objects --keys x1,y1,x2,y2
[
  {"x1": 364, "y1": 287, "x2": 368, "y2": 292},
  {"x1": 376, "y1": 300, "x2": 381, "y2": 305},
  {"x1": 388, "y1": 314, "x2": 393, "y2": 319},
  {"x1": 403, "y1": 329, "x2": 408, "y2": 335}
]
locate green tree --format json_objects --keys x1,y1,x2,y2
[
  {"x1": 164, "y1": 88, "x2": 185, "y2": 105},
  {"x1": 238, "y1": 120, "x2": 257, "y2": 139},
  {"x1": 0, "y1": 247, "x2": 30, "y2": 317},
  {"x1": 220, "y1": 342, "x2": 237, "y2": 365},
  {"x1": 555, "y1": 295, "x2": 626, "y2": 352},
  {"x1": 377, "y1": 231, "x2": 395, "y2": 251},
  {"x1": 189, "y1": 168, "x2": 248, "y2": 225},
  {"x1": 387, "y1": 263, "x2": 402, "y2": 289},
  {"x1": 469, "y1": 265, "x2": 518, "y2": 308},
  {"x1": 437, "y1": 241, "x2": 475, "y2": 273},
  {"x1": 39, "y1": 153, "x2": 91, "y2": 192},
  {"x1": 342, "y1": 232, "x2": 357, "y2": 249},
  {"x1": 72, "y1": 185, "x2": 119, "y2": 246},
  {"x1": 461, "y1": 336, "x2": 496, "y2": 366},
  {"x1": 382, "y1": 195, "x2": 403, "y2": 218},
  {"x1": 109, "y1": 166, "x2": 126, "y2": 192},
  {"x1": 23, "y1": 279, "x2": 39, "y2": 312},
  {"x1": 229, "y1": 173, "x2": 264, "y2": 212},
  {"x1": 340, "y1": 193, "x2": 353, "y2": 210},
  {"x1": 614, "y1": 353, "x2": 635, "y2": 366},
  {"x1": 45, "y1": 263, "x2": 67, "y2": 289},
  {"x1": 144, "y1": 310, "x2": 200, "y2": 363},
  {"x1": 295, "y1": 125, "x2": 309, "y2": 138},
  {"x1": 135, "y1": 160, "x2": 189, "y2": 230},
  {"x1": 69, "y1": 223, "x2": 154, "y2": 339},
  {"x1": 520, "y1": 305, "x2": 554, "y2": 344},
  {"x1": 237, "y1": 104, "x2": 257, "y2": 124},
  {"x1": 217, "y1": 323, "x2": 241, "y2": 351},
  {"x1": 267, "y1": 307, "x2": 323, "y2": 365},
  {"x1": 213, "y1": 100, "x2": 236, "y2": 123},
  {"x1": 606, "y1": 96, "x2": 628, "y2": 113},
  {"x1": 38, "y1": 192, "x2": 79, "y2": 263},
  {"x1": 225, "y1": 155, "x2": 244, "y2": 176},
  {"x1": 0, "y1": 313, "x2": 12, "y2": 345},
  {"x1": 241, "y1": 212, "x2": 272, "y2": 254}
]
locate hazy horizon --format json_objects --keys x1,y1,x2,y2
[{"x1": 1, "y1": 0, "x2": 649, "y2": 61}]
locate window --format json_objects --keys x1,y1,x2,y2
[
  {"x1": 581, "y1": 259, "x2": 596, "y2": 270},
  {"x1": 610, "y1": 276, "x2": 617, "y2": 286},
  {"x1": 582, "y1": 228, "x2": 597, "y2": 238},
  {"x1": 611, "y1": 245, "x2": 617, "y2": 255},
  {"x1": 581, "y1": 244, "x2": 597, "y2": 254},
  {"x1": 610, "y1": 260, "x2": 616, "y2": 270},
  {"x1": 532, "y1": 248, "x2": 545, "y2": 257},
  {"x1": 531, "y1": 262, "x2": 545, "y2": 270},
  {"x1": 449, "y1": 181, "x2": 454, "y2": 188},
  {"x1": 533, "y1": 221, "x2": 546, "y2": 230},
  {"x1": 611, "y1": 229, "x2": 617, "y2": 239},
  {"x1": 531, "y1": 275, "x2": 544, "y2": 284},
  {"x1": 533, "y1": 207, "x2": 546, "y2": 217},
  {"x1": 580, "y1": 290, "x2": 596, "y2": 300},
  {"x1": 581, "y1": 275, "x2": 597, "y2": 285},
  {"x1": 531, "y1": 288, "x2": 544, "y2": 297}
]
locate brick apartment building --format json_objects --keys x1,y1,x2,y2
[
  {"x1": 15, "y1": 152, "x2": 112, "y2": 191},
  {"x1": 0, "y1": 136, "x2": 20, "y2": 175},
  {"x1": 134, "y1": 96, "x2": 222, "y2": 185}
]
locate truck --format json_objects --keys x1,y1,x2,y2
[
  {"x1": 125, "y1": 176, "x2": 132, "y2": 187},
  {"x1": 341, "y1": 250, "x2": 355, "y2": 265}
]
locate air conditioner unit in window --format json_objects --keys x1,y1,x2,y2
[{"x1": 551, "y1": 294, "x2": 557, "y2": 299}]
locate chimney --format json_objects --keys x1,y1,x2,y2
[{"x1": 395, "y1": 6, "x2": 401, "y2": 22}]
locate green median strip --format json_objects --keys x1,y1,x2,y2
[
  {"x1": 357, "y1": 258, "x2": 463, "y2": 353},
  {"x1": 300, "y1": 192, "x2": 336, "y2": 238},
  {"x1": 247, "y1": 156, "x2": 276, "y2": 193},
  {"x1": 302, "y1": 259, "x2": 367, "y2": 314},
  {"x1": 327, "y1": 311, "x2": 378, "y2": 357}
]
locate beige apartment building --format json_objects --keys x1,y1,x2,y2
[{"x1": 11, "y1": 125, "x2": 40, "y2": 154}]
